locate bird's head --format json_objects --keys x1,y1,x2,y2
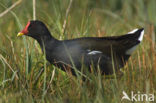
[{"x1": 17, "y1": 20, "x2": 50, "y2": 40}]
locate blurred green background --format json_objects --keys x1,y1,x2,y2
[{"x1": 0, "y1": 0, "x2": 156, "y2": 103}]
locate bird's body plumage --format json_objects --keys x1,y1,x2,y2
[{"x1": 18, "y1": 20, "x2": 144, "y2": 75}]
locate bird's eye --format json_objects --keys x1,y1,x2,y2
[
  {"x1": 29, "y1": 24, "x2": 32, "y2": 28},
  {"x1": 28, "y1": 24, "x2": 34, "y2": 30}
]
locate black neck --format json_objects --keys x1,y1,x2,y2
[{"x1": 36, "y1": 31, "x2": 58, "y2": 52}]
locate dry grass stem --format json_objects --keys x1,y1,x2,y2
[
  {"x1": 61, "y1": 0, "x2": 73, "y2": 36},
  {"x1": 0, "y1": 54, "x2": 19, "y2": 79},
  {"x1": 33, "y1": 0, "x2": 36, "y2": 20},
  {"x1": 0, "y1": 0, "x2": 22, "y2": 18}
]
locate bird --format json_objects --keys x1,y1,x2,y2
[{"x1": 17, "y1": 20, "x2": 144, "y2": 76}]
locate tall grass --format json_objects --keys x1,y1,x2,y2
[{"x1": 0, "y1": 0, "x2": 156, "y2": 103}]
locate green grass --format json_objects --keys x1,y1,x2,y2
[{"x1": 0, "y1": 0, "x2": 156, "y2": 103}]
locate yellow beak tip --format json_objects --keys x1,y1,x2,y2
[{"x1": 17, "y1": 32, "x2": 24, "y2": 37}]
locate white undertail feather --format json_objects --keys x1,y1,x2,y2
[
  {"x1": 138, "y1": 30, "x2": 144, "y2": 41},
  {"x1": 128, "y1": 29, "x2": 138, "y2": 34},
  {"x1": 126, "y1": 29, "x2": 144, "y2": 55}
]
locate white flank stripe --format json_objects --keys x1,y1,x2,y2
[
  {"x1": 88, "y1": 50, "x2": 102, "y2": 55},
  {"x1": 127, "y1": 29, "x2": 138, "y2": 34}
]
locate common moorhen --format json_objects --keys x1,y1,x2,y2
[{"x1": 17, "y1": 20, "x2": 144, "y2": 75}]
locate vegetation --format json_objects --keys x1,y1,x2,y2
[{"x1": 0, "y1": 0, "x2": 156, "y2": 102}]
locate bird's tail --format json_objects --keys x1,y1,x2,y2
[{"x1": 115, "y1": 28, "x2": 144, "y2": 61}]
